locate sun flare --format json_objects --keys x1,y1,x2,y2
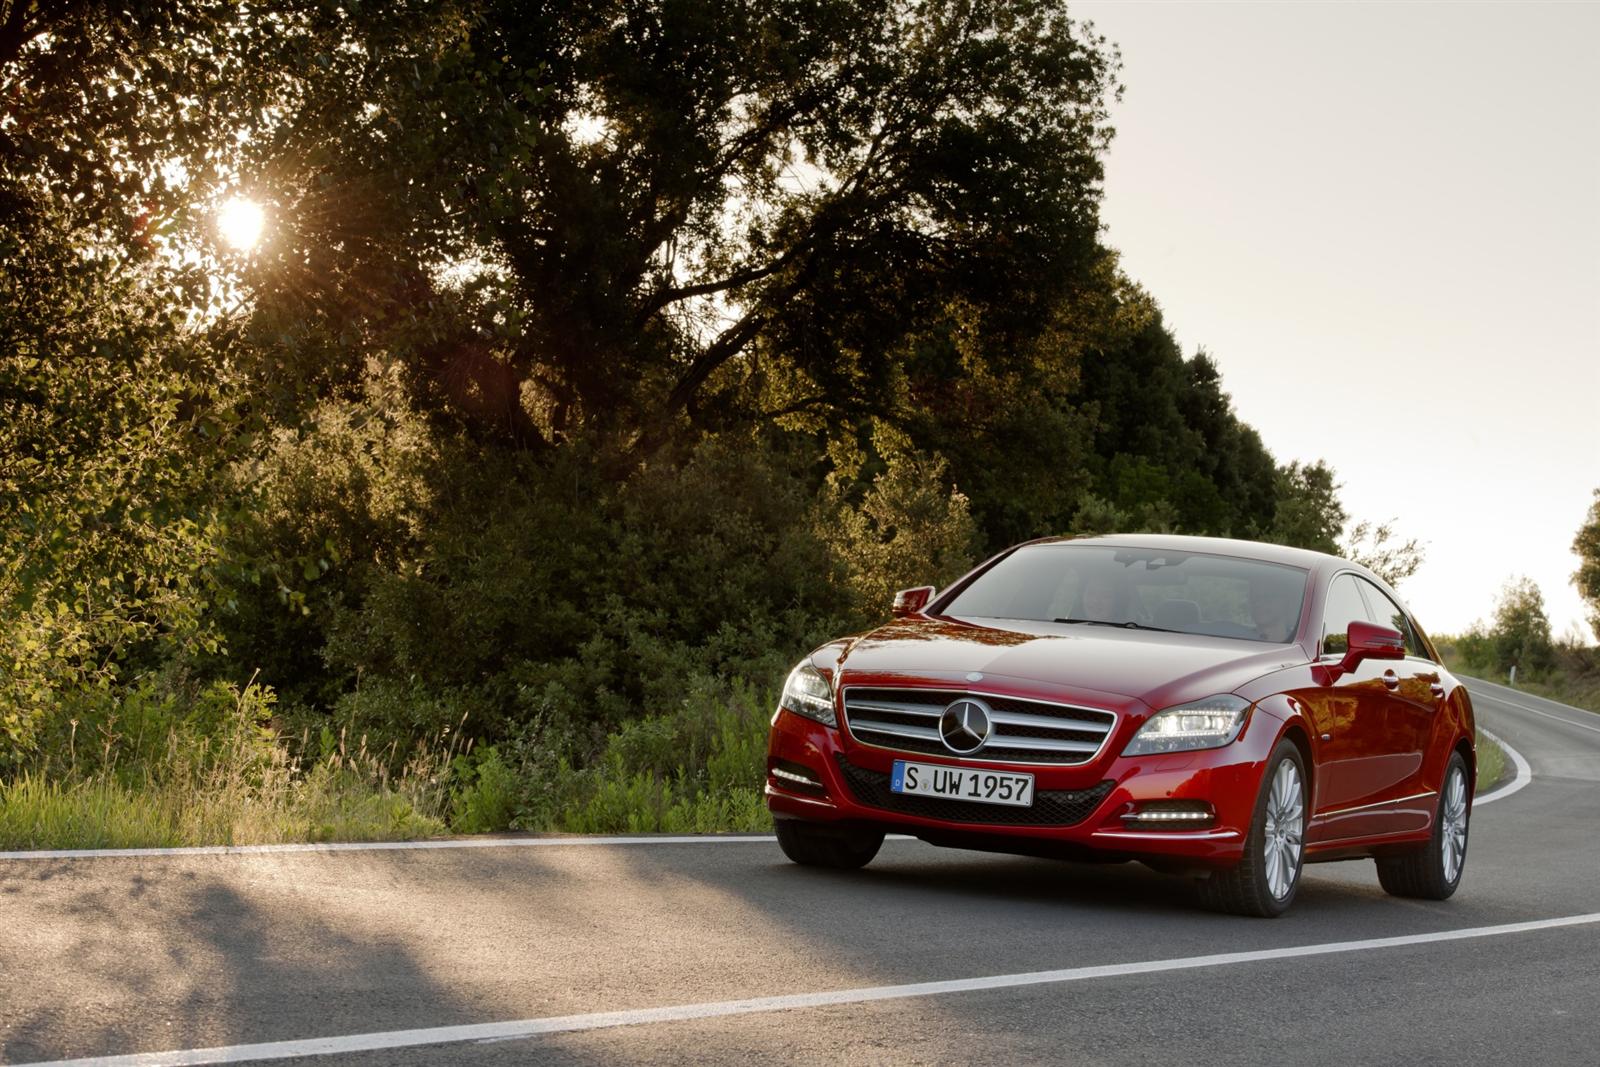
[{"x1": 217, "y1": 197, "x2": 265, "y2": 252}]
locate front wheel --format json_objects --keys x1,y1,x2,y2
[
  {"x1": 1376, "y1": 753, "x2": 1470, "y2": 900},
  {"x1": 1198, "y1": 739, "x2": 1306, "y2": 917},
  {"x1": 775, "y1": 819, "x2": 884, "y2": 870}
]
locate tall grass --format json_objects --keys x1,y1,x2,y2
[
  {"x1": 0, "y1": 679, "x2": 453, "y2": 850},
  {"x1": 0, "y1": 673, "x2": 774, "y2": 849}
]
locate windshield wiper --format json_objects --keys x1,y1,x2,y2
[{"x1": 1052, "y1": 618, "x2": 1181, "y2": 633}]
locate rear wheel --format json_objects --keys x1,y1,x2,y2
[
  {"x1": 774, "y1": 819, "x2": 884, "y2": 870},
  {"x1": 1198, "y1": 739, "x2": 1306, "y2": 917},
  {"x1": 1376, "y1": 753, "x2": 1470, "y2": 900}
]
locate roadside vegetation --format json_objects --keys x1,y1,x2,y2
[
  {"x1": 1434, "y1": 569, "x2": 1600, "y2": 720},
  {"x1": 0, "y1": 3, "x2": 1580, "y2": 847}
]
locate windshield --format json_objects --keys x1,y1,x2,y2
[{"x1": 939, "y1": 544, "x2": 1309, "y2": 643}]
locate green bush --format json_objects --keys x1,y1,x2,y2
[
  {"x1": 449, "y1": 746, "x2": 518, "y2": 834},
  {"x1": 509, "y1": 677, "x2": 773, "y2": 835}
]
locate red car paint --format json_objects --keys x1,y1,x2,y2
[{"x1": 765, "y1": 534, "x2": 1475, "y2": 870}]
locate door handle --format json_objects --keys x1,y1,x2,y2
[
  {"x1": 1382, "y1": 670, "x2": 1400, "y2": 690},
  {"x1": 1429, "y1": 682, "x2": 1446, "y2": 699}
]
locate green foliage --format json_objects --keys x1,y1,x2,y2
[
  {"x1": 1573, "y1": 490, "x2": 1600, "y2": 641},
  {"x1": 0, "y1": 200, "x2": 232, "y2": 764},
  {"x1": 0, "y1": 676, "x2": 449, "y2": 848},
  {"x1": 449, "y1": 746, "x2": 518, "y2": 835},
  {"x1": 3, "y1": 1, "x2": 1405, "y2": 846},
  {"x1": 817, "y1": 443, "x2": 982, "y2": 612},
  {"x1": 509, "y1": 677, "x2": 773, "y2": 835},
  {"x1": 1446, "y1": 578, "x2": 1557, "y2": 679},
  {"x1": 1343, "y1": 519, "x2": 1425, "y2": 587},
  {"x1": 1488, "y1": 578, "x2": 1556, "y2": 676},
  {"x1": 1269, "y1": 460, "x2": 1347, "y2": 554}
]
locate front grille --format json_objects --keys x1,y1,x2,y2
[
  {"x1": 841, "y1": 687, "x2": 1116, "y2": 765},
  {"x1": 834, "y1": 754, "x2": 1113, "y2": 827}
]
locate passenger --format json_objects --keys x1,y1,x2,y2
[{"x1": 1249, "y1": 573, "x2": 1302, "y2": 642}]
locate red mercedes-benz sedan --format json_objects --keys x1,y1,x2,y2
[{"x1": 765, "y1": 534, "x2": 1475, "y2": 916}]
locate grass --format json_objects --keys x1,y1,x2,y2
[
  {"x1": 1507, "y1": 674, "x2": 1600, "y2": 717},
  {"x1": 0, "y1": 676, "x2": 773, "y2": 850},
  {"x1": 0, "y1": 768, "x2": 446, "y2": 851},
  {"x1": 1436, "y1": 644, "x2": 1600, "y2": 718},
  {"x1": 1474, "y1": 728, "x2": 1507, "y2": 794},
  {"x1": 0, "y1": 680, "x2": 454, "y2": 850}
]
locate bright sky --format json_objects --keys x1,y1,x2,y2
[{"x1": 1075, "y1": 0, "x2": 1600, "y2": 642}]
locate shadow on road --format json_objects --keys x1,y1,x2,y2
[{"x1": 0, "y1": 857, "x2": 477, "y2": 1064}]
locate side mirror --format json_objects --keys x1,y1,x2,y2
[
  {"x1": 892, "y1": 585, "x2": 936, "y2": 618},
  {"x1": 1341, "y1": 620, "x2": 1405, "y2": 673}
]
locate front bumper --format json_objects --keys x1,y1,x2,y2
[{"x1": 765, "y1": 706, "x2": 1278, "y2": 865}]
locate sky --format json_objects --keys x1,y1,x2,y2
[{"x1": 1073, "y1": 0, "x2": 1600, "y2": 641}]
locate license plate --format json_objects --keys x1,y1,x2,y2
[{"x1": 890, "y1": 760, "x2": 1034, "y2": 807}]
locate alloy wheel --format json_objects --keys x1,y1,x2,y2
[
  {"x1": 1440, "y1": 765, "x2": 1469, "y2": 883},
  {"x1": 1262, "y1": 758, "x2": 1304, "y2": 900}
]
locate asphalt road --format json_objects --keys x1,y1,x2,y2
[{"x1": 2, "y1": 677, "x2": 1598, "y2": 1066}]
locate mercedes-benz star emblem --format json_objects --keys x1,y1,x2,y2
[{"x1": 939, "y1": 698, "x2": 993, "y2": 755}]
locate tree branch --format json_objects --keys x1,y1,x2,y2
[{"x1": 0, "y1": 0, "x2": 40, "y2": 71}]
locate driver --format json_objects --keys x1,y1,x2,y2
[{"x1": 1080, "y1": 571, "x2": 1130, "y2": 623}]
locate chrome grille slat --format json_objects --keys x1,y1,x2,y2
[
  {"x1": 986, "y1": 710, "x2": 1111, "y2": 735},
  {"x1": 846, "y1": 719, "x2": 942, "y2": 742},
  {"x1": 982, "y1": 734, "x2": 1101, "y2": 754},
  {"x1": 848, "y1": 700, "x2": 945, "y2": 719},
  {"x1": 841, "y1": 686, "x2": 1117, "y2": 766}
]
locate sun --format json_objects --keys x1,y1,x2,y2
[{"x1": 217, "y1": 197, "x2": 265, "y2": 252}]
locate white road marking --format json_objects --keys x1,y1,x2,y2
[
  {"x1": 0, "y1": 835, "x2": 778, "y2": 861},
  {"x1": 15, "y1": 912, "x2": 1600, "y2": 1066},
  {"x1": 1474, "y1": 727, "x2": 1531, "y2": 806},
  {"x1": 0, "y1": 834, "x2": 918, "y2": 862},
  {"x1": 1483, "y1": 693, "x2": 1600, "y2": 736},
  {"x1": 1466, "y1": 678, "x2": 1600, "y2": 735}
]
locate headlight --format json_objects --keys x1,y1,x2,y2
[
  {"x1": 1122, "y1": 694, "x2": 1251, "y2": 755},
  {"x1": 779, "y1": 661, "x2": 837, "y2": 727}
]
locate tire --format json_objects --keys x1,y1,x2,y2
[
  {"x1": 774, "y1": 819, "x2": 884, "y2": 870},
  {"x1": 1198, "y1": 739, "x2": 1307, "y2": 918},
  {"x1": 1376, "y1": 752, "x2": 1470, "y2": 900}
]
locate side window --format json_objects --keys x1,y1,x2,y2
[
  {"x1": 1320, "y1": 575, "x2": 1371, "y2": 656},
  {"x1": 1358, "y1": 579, "x2": 1428, "y2": 659}
]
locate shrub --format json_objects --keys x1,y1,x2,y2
[
  {"x1": 510, "y1": 677, "x2": 773, "y2": 834},
  {"x1": 449, "y1": 746, "x2": 518, "y2": 834}
]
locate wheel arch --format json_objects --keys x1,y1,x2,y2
[
  {"x1": 1453, "y1": 734, "x2": 1476, "y2": 791},
  {"x1": 1277, "y1": 718, "x2": 1316, "y2": 804}
]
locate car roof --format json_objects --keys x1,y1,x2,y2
[{"x1": 1024, "y1": 533, "x2": 1350, "y2": 573}]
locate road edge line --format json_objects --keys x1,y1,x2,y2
[
  {"x1": 1474, "y1": 727, "x2": 1531, "y2": 807},
  {"x1": 0, "y1": 834, "x2": 924, "y2": 862},
  {"x1": 15, "y1": 911, "x2": 1600, "y2": 1067},
  {"x1": 0, "y1": 834, "x2": 778, "y2": 861}
]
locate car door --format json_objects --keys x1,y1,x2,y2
[
  {"x1": 1299, "y1": 574, "x2": 1397, "y2": 843},
  {"x1": 1356, "y1": 578, "x2": 1444, "y2": 834}
]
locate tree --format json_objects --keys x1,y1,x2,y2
[
  {"x1": 1574, "y1": 490, "x2": 1600, "y2": 641},
  {"x1": 215, "y1": 0, "x2": 1122, "y2": 455},
  {"x1": 1, "y1": 0, "x2": 245, "y2": 761},
  {"x1": 1344, "y1": 519, "x2": 1425, "y2": 587},
  {"x1": 1488, "y1": 577, "x2": 1554, "y2": 676},
  {"x1": 1268, "y1": 461, "x2": 1345, "y2": 554}
]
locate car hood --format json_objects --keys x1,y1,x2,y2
[{"x1": 824, "y1": 615, "x2": 1307, "y2": 711}]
